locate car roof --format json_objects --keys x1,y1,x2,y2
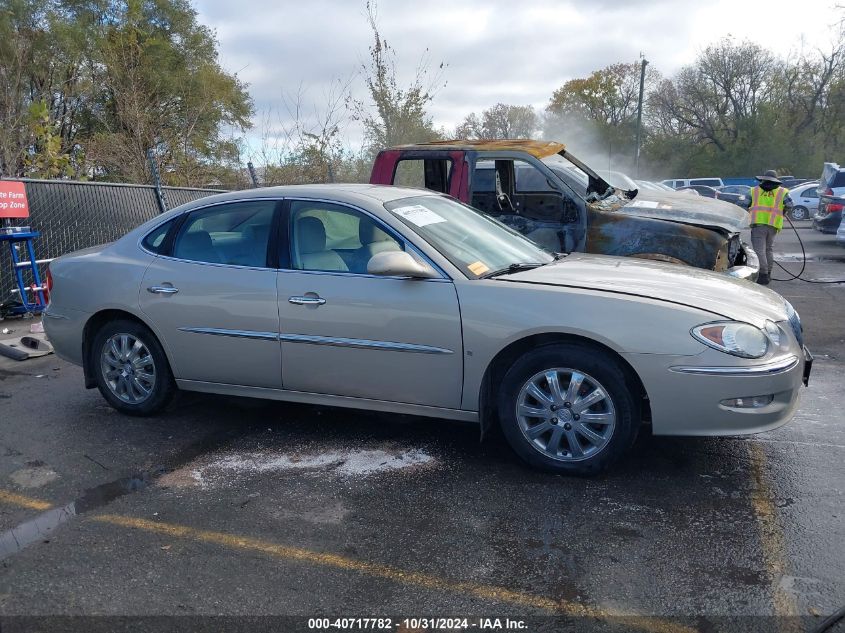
[
  {"x1": 386, "y1": 139, "x2": 566, "y2": 159},
  {"x1": 164, "y1": 183, "x2": 441, "y2": 217}
]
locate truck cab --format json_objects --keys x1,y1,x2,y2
[{"x1": 370, "y1": 139, "x2": 757, "y2": 279}]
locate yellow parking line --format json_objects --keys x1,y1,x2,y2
[
  {"x1": 95, "y1": 513, "x2": 581, "y2": 611},
  {"x1": 0, "y1": 489, "x2": 693, "y2": 632},
  {"x1": 0, "y1": 490, "x2": 52, "y2": 511},
  {"x1": 747, "y1": 442, "x2": 800, "y2": 629},
  {"x1": 94, "y1": 513, "x2": 695, "y2": 633}
]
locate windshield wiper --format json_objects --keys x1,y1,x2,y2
[{"x1": 480, "y1": 262, "x2": 547, "y2": 279}]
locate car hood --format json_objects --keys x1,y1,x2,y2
[
  {"x1": 614, "y1": 189, "x2": 749, "y2": 234},
  {"x1": 498, "y1": 253, "x2": 788, "y2": 325}
]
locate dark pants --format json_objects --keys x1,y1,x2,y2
[{"x1": 751, "y1": 224, "x2": 777, "y2": 278}]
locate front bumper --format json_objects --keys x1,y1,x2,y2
[
  {"x1": 726, "y1": 240, "x2": 759, "y2": 281},
  {"x1": 802, "y1": 345, "x2": 813, "y2": 386},
  {"x1": 625, "y1": 346, "x2": 808, "y2": 436}
]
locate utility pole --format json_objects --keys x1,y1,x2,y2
[
  {"x1": 147, "y1": 149, "x2": 168, "y2": 214},
  {"x1": 247, "y1": 161, "x2": 259, "y2": 188},
  {"x1": 635, "y1": 54, "x2": 648, "y2": 179}
]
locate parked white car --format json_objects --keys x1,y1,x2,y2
[
  {"x1": 787, "y1": 182, "x2": 821, "y2": 220},
  {"x1": 44, "y1": 185, "x2": 812, "y2": 474}
]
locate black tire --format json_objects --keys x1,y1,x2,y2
[
  {"x1": 789, "y1": 206, "x2": 808, "y2": 221},
  {"x1": 91, "y1": 319, "x2": 176, "y2": 416},
  {"x1": 497, "y1": 343, "x2": 640, "y2": 475}
]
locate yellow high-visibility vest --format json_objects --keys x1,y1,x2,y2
[{"x1": 749, "y1": 186, "x2": 789, "y2": 230}]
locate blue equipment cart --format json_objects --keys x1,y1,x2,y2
[{"x1": 1, "y1": 229, "x2": 47, "y2": 315}]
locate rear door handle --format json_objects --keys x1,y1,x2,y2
[
  {"x1": 289, "y1": 295, "x2": 326, "y2": 306},
  {"x1": 147, "y1": 286, "x2": 179, "y2": 295}
]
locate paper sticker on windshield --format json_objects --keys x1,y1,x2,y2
[
  {"x1": 392, "y1": 205, "x2": 447, "y2": 227},
  {"x1": 468, "y1": 261, "x2": 489, "y2": 276},
  {"x1": 629, "y1": 200, "x2": 659, "y2": 209}
]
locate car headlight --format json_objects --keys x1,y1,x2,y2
[
  {"x1": 763, "y1": 320, "x2": 782, "y2": 347},
  {"x1": 691, "y1": 322, "x2": 769, "y2": 358}
]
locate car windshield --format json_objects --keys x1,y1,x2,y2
[
  {"x1": 539, "y1": 151, "x2": 633, "y2": 201},
  {"x1": 598, "y1": 170, "x2": 639, "y2": 190},
  {"x1": 384, "y1": 195, "x2": 555, "y2": 279},
  {"x1": 541, "y1": 154, "x2": 588, "y2": 186}
]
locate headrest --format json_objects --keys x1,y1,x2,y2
[
  {"x1": 244, "y1": 223, "x2": 271, "y2": 245},
  {"x1": 359, "y1": 218, "x2": 393, "y2": 245},
  {"x1": 296, "y1": 216, "x2": 327, "y2": 254},
  {"x1": 180, "y1": 230, "x2": 213, "y2": 251}
]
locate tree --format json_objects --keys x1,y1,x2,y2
[
  {"x1": 86, "y1": 0, "x2": 252, "y2": 184},
  {"x1": 648, "y1": 40, "x2": 774, "y2": 154},
  {"x1": 544, "y1": 61, "x2": 659, "y2": 172},
  {"x1": 0, "y1": 0, "x2": 88, "y2": 176},
  {"x1": 23, "y1": 100, "x2": 74, "y2": 178},
  {"x1": 455, "y1": 103, "x2": 537, "y2": 139},
  {"x1": 258, "y1": 79, "x2": 362, "y2": 186},
  {"x1": 349, "y1": 2, "x2": 446, "y2": 157},
  {"x1": 0, "y1": 0, "x2": 253, "y2": 183},
  {"x1": 645, "y1": 36, "x2": 845, "y2": 177},
  {"x1": 548, "y1": 62, "x2": 655, "y2": 128}
]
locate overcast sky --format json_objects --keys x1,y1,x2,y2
[{"x1": 193, "y1": 0, "x2": 843, "y2": 152}]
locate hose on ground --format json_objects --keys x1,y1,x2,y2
[{"x1": 770, "y1": 213, "x2": 845, "y2": 284}]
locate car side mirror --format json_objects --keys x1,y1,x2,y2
[{"x1": 367, "y1": 251, "x2": 438, "y2": 279}]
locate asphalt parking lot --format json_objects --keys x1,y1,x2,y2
[{"x1": 0, "y1": 224, "x2": 843, "y2": 633}]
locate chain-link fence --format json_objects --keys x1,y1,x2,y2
[{"x1": 0, "y1": 179, "x2": 225, "y2": 304}]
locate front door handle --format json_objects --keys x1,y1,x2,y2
[
  {"x1": 289, "y1": 295, "x2": 326, "y2": 306},
  {"x1": 147, "y1": 286, "x2": 179, "y2": 295}
]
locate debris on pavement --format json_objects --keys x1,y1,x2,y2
[
  {"x1": 160, "y1": 446, "x2": 436, "y2": 489},
  {"x1": 0, "y1": 335, "x2": 53, "y2": 361},
  {"x1": 9, "y1": 462, "x2": 59, "y2": 489}
]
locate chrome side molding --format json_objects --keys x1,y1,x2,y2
[
  {"x1": 177, "y1": 327, "x2": 453, "y2": 355},
  {"x1": 669, "y1": 355, "x2": 799, "y2": 376},
  {"x1": 178, "y1": 327, "x2": 278, "y2": 341},
  {"x1": 280, "y1": 333, "x2": 454, "y2": 355}
]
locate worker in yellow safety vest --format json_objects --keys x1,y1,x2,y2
[{"x1": 747, "y1": 170, "x2": 793, "y2": 285}]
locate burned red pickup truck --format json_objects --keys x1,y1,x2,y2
[{"x1": 370, "y1": 140, "x2": 758, "y2": 279}]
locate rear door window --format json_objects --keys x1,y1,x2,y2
[
  {"x1": 173, "y1": 200, "x2": 277, "y2": 267},
  {"x1": 393, "y1": 158, "x2": 452, "y2": 193},
  {"x1": 142, "y1": 219, "x2": 177, "y2": 254}
]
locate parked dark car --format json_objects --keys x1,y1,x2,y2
[
  {"x1": 678, "y1": 185, "x2": 747, "y2": 207},
  {"x1": 780, "y1": 177, "x2": 811, "y2": 189},
  {"x1": 813, "y1": 195, "x2": 844, "y2": 234},
  {"x1": 719, "y1": 184, "x2": 751, "y2": 197}
]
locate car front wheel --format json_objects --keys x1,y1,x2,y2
[
  {"x1": 92, "y1": 319, "x2": 175, "y2": 416},
  {"x1": 497, "y1": 344, "x2": 640, "y2": 475}
]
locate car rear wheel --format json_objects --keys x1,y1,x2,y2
[
  {"x1": 497, "y1": 344, "x2": 640, "y2": 475},
  {"x1": 92, "y1": 319, "x2": 175, "y2": 416},
  {"x1": 790, "y1": 206, "x2": 808, "y2": 221}
]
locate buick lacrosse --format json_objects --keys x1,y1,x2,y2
[{"x1": 44, "y1": 185, "x2": 812, "y2": 474}]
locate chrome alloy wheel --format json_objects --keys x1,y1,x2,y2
[
  {"x1": 516, "y1": 368, "x2": 616, "y2": 462},
  {"x1": 100, "y1": 333, "x2": 157, "y2": 404},
  {"x1": 790, "y1": 206, "x2": 808, "y2": 221}
]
